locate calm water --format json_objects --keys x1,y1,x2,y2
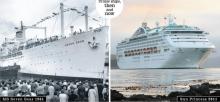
[{"x1": 111, "y1": 68, "x2": 220, "y2": 96}]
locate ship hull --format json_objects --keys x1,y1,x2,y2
[
  {"x1": 17, "y1": 72, "x2": 103, "y2": 81},
  {"x1": 0, "y1": 26, "x2": 109, "y2": 79},
  {"x1": 0, "y1": 65, "x2": 20, "y2": 79},
  {"x1": 117, "y1": 47, "x2": 213, "y2": 69}
]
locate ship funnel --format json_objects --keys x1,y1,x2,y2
[{"x1": 164, "y1": 14, "x2": 176, "y2": 26}]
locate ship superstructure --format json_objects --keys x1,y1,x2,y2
[
  {"x1": 116, "y1": 15, "x2": 215, "y2": 69},
  {"x1": 0, "y1": 3, "x2": 109, "y2": 79}
]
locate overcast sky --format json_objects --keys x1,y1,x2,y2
[
  {"x1": 111, "y1": 0, "x2": 220, "y2": 67},
  {"x1": 1, "y1": 0, "x2": 220, "y2": 67},
  {"x1": 0, "y1": 0, "x2": 103, "y2": 43}
]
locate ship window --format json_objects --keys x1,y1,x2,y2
[
  {"x1": 164, "y1": 48, "x2": 170, "y2": 52},
  {"x1": 171, "y1": 31, "x2": 203, "y2": 34}
]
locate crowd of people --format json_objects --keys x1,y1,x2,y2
[{"x1": 0, "y1": 79, "x2": 109, "y2": 102}]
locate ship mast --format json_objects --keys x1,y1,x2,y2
[
  {"x1": 60, "y1": 3, "x2": 64, "y2": 37},
  {"x1": 84, "y1": 6, "x2": 88, "y2": 31},
  {"x1": 16, "y1": 21, "x2": 47, "y2": 42},
  {"x1": 21, "y1": 21, "x2": 25, "y2": 41},
  {"x1": 167, "y1": 14, "x2": 176, "y2": 26},
  {"x1": 17, "y1": 3, "x2": 92, "y2": 41}
]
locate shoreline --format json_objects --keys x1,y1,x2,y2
[
  {"x1": 111, "y1": 82, "x2": 220, "y2": 101},
  {"x1": 112, "y1": 79, "x2": 220, "y2": 97}
]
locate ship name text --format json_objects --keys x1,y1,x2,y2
[{"x1": 65, "y1": 40, "x2": 84, "y2": 46}]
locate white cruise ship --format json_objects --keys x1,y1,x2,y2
[
  {"x1": 116, "y1": 15, "x2": 215, "y2": 69},
  {"x1": 0, "y1": 3, "x2": 109, "y2": 79}
]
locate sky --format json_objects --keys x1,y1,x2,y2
[
  {"x1": 0, "y1": 0, "x2": 104, "y2": 43},
  {"x1": 1, "y1": 0, "x2": 220, "y2": 67},
  {"x1": 111, "y1": 0, "x2": 220, "y2": 67}
]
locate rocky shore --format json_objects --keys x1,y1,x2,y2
[{"x1": 111, "y1": 82, "x2": 220, "y2": 101}]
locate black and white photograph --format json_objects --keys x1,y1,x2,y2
[{"x1": 0, "y1": 0, "x2": 109, "y2": 102}]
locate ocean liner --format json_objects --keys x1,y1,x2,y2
[
  {"x1": 116, "y1": 15, "x2": 215, "y2": 69},
  {"x1": 0, "y1": 3, "x2": 109, "y2": 79}
]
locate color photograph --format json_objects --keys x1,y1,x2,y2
[{"x1": 111, "y1": 0, "x2": 220, "y2": 101}]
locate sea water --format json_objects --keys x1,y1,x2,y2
[{"x1": 111, "y1": 68, "x2": 220, "y2": 97}]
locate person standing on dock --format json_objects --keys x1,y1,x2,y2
[
  {"x1": 78, "y1": 84, "x2": 86, "y2": 101},
  {"x1": 1, "y1": 87, "x2": 8, "y2": 96},
  {"x1": 48, "y1": 83, "x2": 55, "y2": 96},
  {"x1": 59, "y1": 89, "x2": 68, "y2": 102},
  {"x1": 102, "y1": 84, "x2": 108, "y2": 101},
  {"x1": 36, "y1": 83, "x2": 45, "y2": 96},
  {"x1": 50, "y1": 91, "x2": 59, "y2": 102},
  {"x1": 94, "y1": 84, "x2": 99, "y2": 102},
  {"x1": 88, "y1": 85, "x2": 98, "y2": 102}
]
